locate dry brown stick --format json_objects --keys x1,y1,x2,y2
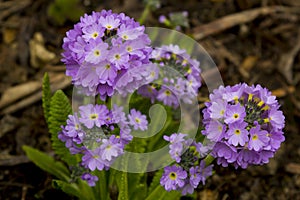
[
  {"x1": 277, "y1": 29, "x2": 300, "y2": 84},
  {"x1": 0, "y1": 74, "x2": 71, "y2": 115},
  {"x1": 0, "y1": 0, "x2": 32, "y2": 21},
  {"x1": 0, "y1": 154, "x2": 30, "y2": 166},
  {"x1": 192, "y1": 6, "x2": 300, "y2": 40},
  {"x1": 0, "y1": 81, "x2": 41, "y2": 109}
]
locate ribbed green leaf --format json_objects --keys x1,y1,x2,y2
[
  {"x1": 22, "y1": 145, "x2": 70, "y2": 181},
  {"x1": 42, "y1": 73, "x2": 51, "y2": 125},
  {"x1": 48, "y1": 90, "x2": 77, "y2": 165},
  {"x1": 147, "y1": 170, "x2": 163, "y2": 195}
]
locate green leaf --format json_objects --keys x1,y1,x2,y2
[
  {"x1": 48, "y1": 90, "x2": 78, "y2": 165},
  {"x1": 146, "y1": 185, "x2": 180, "y2": 200},
  {"x1": 42, "y1": 73, "x2": 51, "y2": 125},
  {"x1": 93, "y1": 170, "x2": 109, "y2": 200},
  {"x1": 22, "y1": 145, "x2": 70, "y2": 181},
  {"x1": 52, "y1": 180, "x2": 81, "y2": 198},
  {"x1": 128, "y1": 173, "x2": 147, "y2": 200},
  {"x1": 47, "y1": 0, "x2": 84, "y2": 25},
  {"x1": 147, "y1": 170, "x2": 163, "y2": 195}
]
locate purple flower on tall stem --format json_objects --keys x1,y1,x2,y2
[
  {"x1": 62, "y1": 10, "x2": 153, "y2": 98},
  {"x1": 202, "y1": 83, "x2": 285, "y2": 168}
]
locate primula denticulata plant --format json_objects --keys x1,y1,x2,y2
[{"x1": 23, "y1": 10, "x2": 285, "y2": 200}]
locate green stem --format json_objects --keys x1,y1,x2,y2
[
  {"x1": 139, "y1": 4, "x2": 151, "y2": 24},
  {"x1": 118, "y1": 172, "x2": 129, "y2": 200},
  {"x1": 204, "y1": 154, "x2": 215, "y2": 166},
  {"x1": 117, "y1": 155, "x2": 129, "y2": 200}
]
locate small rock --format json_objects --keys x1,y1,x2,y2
[
  {"x1": 29, "y1": 32, "x2": 56, "y2": 68},
  {"x1": 3, "y1": 28, "x2": 17, "y2": 44}
]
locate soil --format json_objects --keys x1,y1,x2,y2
[{"x1": 0, "y1": 0, "x2": 300, "y2": 199}]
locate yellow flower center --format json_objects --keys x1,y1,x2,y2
[
  {"x1": 115, "y1": 54, "x2": 121, "y2": 60},
  {"x1": 233, "y1": 113, "x2": 239, "y2": 119},
  {"x1": 218, "y1": 125, "x2": 223, "y2": 132},
  {"x1": 126, "y1": 46, "x2": 132, "y2": 52},
  {"x1": 94, "y1": 50, "x2": 101, "y2": 56},
  {"x1": 252, "y1": 134, "x2": 258, "y2": 140},
  {"x1": 90, "y1": 113, "x2": 98, "y2": 120},
  {"x1": 234, "y1": 129, "x2": 241, "y2": 135},
  {"x1": 165, "y1": 90, "x2": 171, "y2": 96},
  {"x1": 220, "y1": 110, "x2": 225, "y2": 115},
  {"x1": 135, "y1": 118, "x2": 140, "y2": 123},
  {"x1": 92, "y1": 32, "x2": 98, "y2": 38},
  {"x1": 169, "y1": 172, "x2": 177, "y2": 180}
]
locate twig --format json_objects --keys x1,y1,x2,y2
[
  {"x1": 277, "y1": 29, "x2": 300, "y2": 84},
  {"x1": 0, "y1": 0, "x2": 32, "y2": 21},
  {"x1": 0, "y1": 73, "x2": 71, "y2": 115},
  {"x1": 192, "y1": 6, "x2": 300, "y2": 40},
  {"x1": 0, "y1": 154, "x2": 30, "y2": 166}
]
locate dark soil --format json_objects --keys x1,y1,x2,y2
[{"x1": 1, "y1": 0, "x2": 300, "y2": 199}]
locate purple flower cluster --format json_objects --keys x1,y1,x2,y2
[
  {"x1": 58, "y1": 104, "x2": 148, "y2": 185},
  {"x1": 160, "y1": 133, "x2": 213, "y2": 195},
  {"x1": 138, "y1": 44, "x2": 202, "y2": 108},
  {"x1": 202, "y1": 83, "x2": 285, "y2": 168},
  {"x1": 62, "y1": 10, "x2": 155, "y2": 99}
]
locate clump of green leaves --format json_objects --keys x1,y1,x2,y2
[{"x1": 47, "y1": 0, "x2": 84, "y2": 25}]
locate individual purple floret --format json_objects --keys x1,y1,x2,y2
[
  {"x1": 100, "y1": 135, "x2": 124, "y2": 161},
  {"x1": 79, "y1": 104, "x2": 109, "y2": 129},
  {"x1": 160, "y1": 165, "x2": 187, "y2": 191},
  {"x1": 137, "y1": 44, "x2": 202, "y2": 108},
  {"x1": 62, "y1": 10, "x2": 153, "y2": 99},
  {"x1": 127, "y1": 109, "x2": 148, "y2": 131},
  {"x1": 81, "y1": 173, "x2": 99, "y2": 186},
  {"x1": 160, "y1": 133, "x2": 213, "y2": 195},
  {"x1": 202, "y1": 83, "x2": 285, "y2": 168}
]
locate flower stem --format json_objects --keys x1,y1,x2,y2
[
  {"x1": 204, "y1": 154, "x2": 215, "y2": 166},
  {"x1": 139, "y1": 4, "x2": 151, "y2": 24}
]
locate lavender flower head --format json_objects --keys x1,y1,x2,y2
[
  {"x1": 138, "y1": 44, "x2": 202, "y2": 108},
  {"x1": 59, "y1": 104, "x2": 148, "y2": 185},
  {"x1": 62, "y1": 10, "x2": 154, "y2": 99},
  {"x1": 202, "y1": 83, "x2": 285, "y2": 168},
  {"x1": 160, "y1": 133, "x2": 213, "y2": 195}
]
